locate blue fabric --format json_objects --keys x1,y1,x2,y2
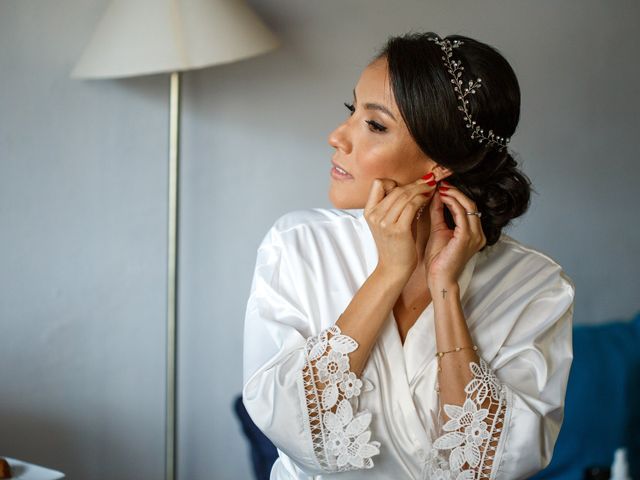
[
  {"x1": 531, "y1": 311, "x2": 640, "y2": 479},
  {"x1": 233, "y1": 395, "x2": 279, "y2": 480}
]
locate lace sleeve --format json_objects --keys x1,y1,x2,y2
[
  {"x1": 423, "y1": 357, "x2": 512, "y2": 479},
  {"x1": 301, "y1": 324, "x2": 381, "y2": 471}
]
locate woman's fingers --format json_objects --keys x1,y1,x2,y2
[
  {"x1": 376, "y1": 180, "x2": 422, "y2": 221},
  {"x1": 438, "y1": 192, "x2": 470, "y2": 241},
  {"x1": 364, "y1": 178, "x2": 396, "y2": 215},
  {"x1": 385, "y1": 180, "x2": 434, "y2": 225},
  {"x1": 397, "y1": 189, "x2": 432, "y2": 229},
  {"x1": 367, "y1": 177, "x2": 432, "y2": 225},
  {"x1": 428, "y1": 186, "x2": 450, "y2": 232},
  {"x1": 439, "y1": 183, "x2": 486, "y2": 248},
  {"x1": 364, "y1": 177, "x2": 432, "y2": 276}
]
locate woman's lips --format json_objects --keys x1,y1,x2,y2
[
  {"x1": 330, "y1": 165, "x2": 354, "y2": 180},
  {"x1": 330, "y1": 161, "x2": 353, "y2": 180}
]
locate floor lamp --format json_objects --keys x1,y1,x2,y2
[{"x1": 70, "y1": 1, "x2": 279, "y2": 479}]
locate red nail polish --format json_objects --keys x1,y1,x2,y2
[
  {"x1": 441, "y1": 180, "x2": 451, "y2": 186},
  {"x1": 427, "y1": 180, "x2": 437, "y2": 186},
  {"x1": 439, "y1": 186, "x2": 449, "y2": 191},
  {"x1": 421, "y1": 172, "x2": 434, "y2": 180}
]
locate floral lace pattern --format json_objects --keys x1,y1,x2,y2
[
  {"x1": 301, "y1": 325, "x2": 380, "y2": 471},
  {"x1": 423, "y1": 358, "x2": 510, "y2": 479}
]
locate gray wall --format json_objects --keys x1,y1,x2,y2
[{"x1": 1, "y1": 1, "x2": 638, "y2": 479}]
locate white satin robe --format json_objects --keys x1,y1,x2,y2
[{"x1": 242, "y1": 208, "x2": 575, "y2": 480}]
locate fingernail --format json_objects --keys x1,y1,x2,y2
[
  {"x1": 441, "y1": 180, "x2": 451, "y2": 186},
  {"x1": 421, "y1": 172, "x2": 434, "y2": 180},
  {"x1": 427, "y1": 180, "x2": 437, "y2": 186},
  {"x1": 439, "y1": 186, "x2": 449, "y2": 191}
]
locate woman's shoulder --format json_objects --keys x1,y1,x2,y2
[
  {"x1": 263, "y1": 208, "x2": 364, "y2": 249},
  {"x1": 479, "y1": 232, "x2": 576, "y2": 298},
  {"x1": 258, "y1": 208, "x2": 366, "y2": 270},
  {"x1": 270, "y1": 207, "x2": 363, "y2": 234}
]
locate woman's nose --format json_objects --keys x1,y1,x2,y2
[{"x1": 327, "y1": 121, "x2": 352, "y2": 154}]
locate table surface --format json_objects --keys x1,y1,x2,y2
[{"x1": 3, "y1": 457, "x2": 65, "y2": 480}]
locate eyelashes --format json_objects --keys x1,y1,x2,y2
[
  {"x1": 344, "y1": 102, "x2": 355, "y2": 114},
  {"x1": 343, "y1": 102, "x2": 387, "y2": 132},
  {"x1": 366, "y1": 119, "x2": 387, "y2": 132}
]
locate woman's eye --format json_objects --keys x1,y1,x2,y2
[
  {"x1": 344, "y1": 102, "x2": 355, "y2": 115},
  {"x1": 343, "y1": 102, "x2": 386, "y2": 132},
  {"x1": 366, "y1": 120, "x2": 387, "y2": 132}
]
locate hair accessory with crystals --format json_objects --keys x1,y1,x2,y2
[{"x1": 427, "y1": 35, "x2": 510, "y2": 152}]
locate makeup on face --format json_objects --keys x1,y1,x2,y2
[{"x1": 328, "y1": 58, "x2": 431, "y2": 209}]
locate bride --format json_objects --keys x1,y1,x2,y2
[{"x1": 242, "y1": 32, "x2": 575, "y2": 479}]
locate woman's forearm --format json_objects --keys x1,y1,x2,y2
[
  {"x1": 429, "y1": 281, "x2": 502, "y2": 472},
  {"x1": 431, "y1": 281, "x2": 479, "y2": 405},
  {"x1": 295, "y1": 264, "x2": 405, "y2": 471},
  {"x1": 335, "y1": 265, "x2": 409, "y2": 376}
]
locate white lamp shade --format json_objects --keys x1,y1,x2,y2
[{"x1": 71, "y1": 0, "x2": 280, "y2": 79}]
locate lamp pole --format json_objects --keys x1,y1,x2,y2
[
  {"x1": 70, "y1": 4, "x2": 279, "y2": 479},
  {"x1": 166, "y1": 70, "x2": 181, "y2": 480}
]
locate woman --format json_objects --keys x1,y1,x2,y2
[{"x1": 242, "y1": 32, "x2": 575, "y2": 480}]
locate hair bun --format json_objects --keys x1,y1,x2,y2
[{"x1": 450, "y1": 150, "x2": 531, "y2": 246}]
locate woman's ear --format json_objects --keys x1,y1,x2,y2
[{"x1": 433, "y1": 164, "x2": 454, "y2": 182}]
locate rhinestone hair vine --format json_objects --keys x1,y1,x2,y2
[{"x1": 427, "y1": 36, "x2": 510, "y2": 152}]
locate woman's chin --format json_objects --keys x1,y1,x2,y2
[{"x1": 328, "y1": 187, "x2": 363, "y2": 210}]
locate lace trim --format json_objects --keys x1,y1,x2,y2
[
  {"x1": 301, "y1": 325, "x2": 381, "y2": 471},
  {"x1": 423, "y1": 357, "x2": 509, "y2": 480}
]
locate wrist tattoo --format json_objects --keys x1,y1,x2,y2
[{"x1": 441, "y1": 288, "x2": 447, "y2": 299}]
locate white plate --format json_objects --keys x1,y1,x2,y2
[{"x1": 3, "y1": 457, "x2": 65, "y2": 480}]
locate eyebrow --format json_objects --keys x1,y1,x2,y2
[{"x1": 353, "y1": 88, "x2": 397, "y2": 122}]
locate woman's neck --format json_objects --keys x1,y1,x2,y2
[{"x1": 412, "y1": 212, "x2": 431, "y2": 268}]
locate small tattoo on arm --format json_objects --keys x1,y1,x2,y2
[{"x1": 441, "y1": 288, "x2": 447, "y2": 299}]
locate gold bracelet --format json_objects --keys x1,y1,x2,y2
[
  {"x1": 435, "y1": 345, "x2": 478, "y2": 372},
  {"x1": 435, "y1": 345, "x2": 478, "y2": 357}
]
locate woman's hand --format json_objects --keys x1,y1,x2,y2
[
  {"x1": 364, "y1": 176, "x2": 437, "y2": 279},
  {"x1": 424, "y1": 181, "x2": 487, "y2": 291}
]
